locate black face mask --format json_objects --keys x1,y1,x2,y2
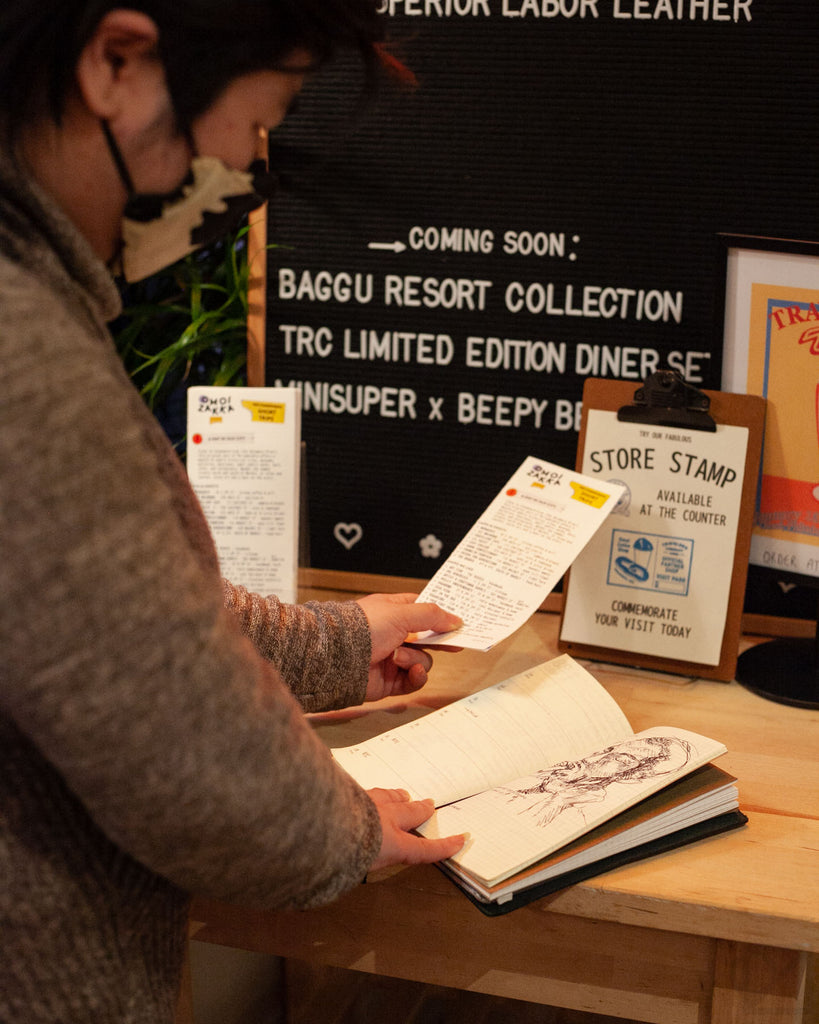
[{"x1": 102, "y1": 120, "x2": 277, "y2": 281}]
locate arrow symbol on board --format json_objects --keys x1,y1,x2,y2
[{"x1": 368, "y1": 240, "x2": 407, "y2": 253}]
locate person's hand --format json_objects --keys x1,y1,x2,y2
[
  {"x1": 367, "y1": 788, "x2": 467, "y2": 873},
  {"x1": 356, "y1": 592, "x2": 462, "y2": 702}
]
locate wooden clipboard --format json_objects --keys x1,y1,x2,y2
[{"x1": 558, "y1": 375, "x2": 766, "y2": 681}]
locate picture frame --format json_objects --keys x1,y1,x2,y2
[
  {"x1": 718, "y1": 234, "x2": 819, "y2": 402},
  {"x1": 716, "y1": 233, "x2": 819, "y2": 636}
]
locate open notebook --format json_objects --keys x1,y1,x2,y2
[{"x1": 333, "y1": 655, "x2": 746, "y2": 914}]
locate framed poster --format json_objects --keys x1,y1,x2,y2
[
  {"x1": 261, "y1": 4, "x2": 819, "y2": 584},
  {"x1": 718, "y1": 235, "x2": 819, "y2": 628}
]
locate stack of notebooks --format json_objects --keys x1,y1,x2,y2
[{"x1": 333, "y1": 654, "x2": 746, "y2": 915}]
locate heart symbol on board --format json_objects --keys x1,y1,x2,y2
[{"x1": 333, "y1": 522, "x2": 363, "y2": 550}]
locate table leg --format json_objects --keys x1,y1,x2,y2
[{"x1": 711, "y1": 941, "x2": 807, "y2": 1024}]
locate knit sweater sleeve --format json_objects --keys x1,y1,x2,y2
[
  {"x1": 222, "y1": 582, "x2": 371, "y2": 712},
  {"x1": 1, "y1": 260, "x2": 380, "y2": 910}
]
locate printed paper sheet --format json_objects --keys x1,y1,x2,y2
[
  {"x1": 414, "y1": 457, "x2": 624, "y2": 651},
  {"x1": 560, "y1": 411, "x2": 748, "y2": 665},
  {"x1": 187, "y1": 386, "x2": 301, "y2": 603}
]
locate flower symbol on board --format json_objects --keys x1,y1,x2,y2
[{"x1": 419, "y1": 533, "x2": 443, "y2": 558}]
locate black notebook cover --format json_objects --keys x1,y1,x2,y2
[{"x1": 441, "y1": 809, "x2": 749, "y2": 917}]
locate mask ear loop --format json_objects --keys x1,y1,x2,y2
[{"x1": 101, "y1": 119, "x2": 136, "y2": 196}]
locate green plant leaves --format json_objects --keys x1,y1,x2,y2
[{"x1": 112, "y1": 224, "x2": 253, "y2": 411}]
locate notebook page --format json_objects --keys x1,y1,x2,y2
[
  {"x1": 332, "y1": 655, "x2": 632, "y2": 807},
  {"x1": 418, "y1": 726, "x2": 728, "y2": 886},
  {"x1": 454, "y1": 765, "x2": 738, "y2": 900}
]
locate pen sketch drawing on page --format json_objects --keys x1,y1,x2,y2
[{"x1": 499, "y1": 736, "x2": 693, "y2": 829}]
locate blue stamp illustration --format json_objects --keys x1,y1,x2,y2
[{"x1": 607, "y1": 530, "x2": 693, "y2": 596}]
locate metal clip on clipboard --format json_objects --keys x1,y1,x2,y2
[{"x1": 617, "y1": 370, "x2": 717, "y2": 433}]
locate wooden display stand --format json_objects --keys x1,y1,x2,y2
[{"x1": 559, "y1": 376, "x2": 766, "y2": 681}]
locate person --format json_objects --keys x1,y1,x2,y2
[{"x1": 0, "y1": 2, "x2": 466, "y2": 1020}]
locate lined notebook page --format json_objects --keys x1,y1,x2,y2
[
  {"x1": 332, "y1": 655, "x2": 632, "y2": 807},
  {"x1": 419, "y1": 726, "x2": 728, "y2": 886}
]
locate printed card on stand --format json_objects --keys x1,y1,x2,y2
[
  {"x1": 557, "y1": 377, "x2": 766, "y2": 680},
  {"x1": 187, "y1": 386, "x2": 301, "y2": 604},
  {"x1": 559, "y1": 411, "x2": 748, "y2": 666}
]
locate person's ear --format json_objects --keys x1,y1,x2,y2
[{"x1": 75, "y1": 10, "x2": 162, "y2": 121}]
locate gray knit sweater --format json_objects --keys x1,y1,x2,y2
[{"x1": 0, "y1": 151, "x2": 381, "y2": 1022}]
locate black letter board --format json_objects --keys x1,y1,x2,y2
[{"x1": 264, "y1": 2, "x2": 818, "y2": 582}]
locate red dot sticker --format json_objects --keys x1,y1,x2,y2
[
  {"x1": 192, "y1": 434, "x2": 203, "y2": 445},
  {"x1": 506, "y1": 488, "x2": 517, "y2": 496}
]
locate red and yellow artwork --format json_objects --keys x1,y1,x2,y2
[{"x1": 747, "y1": 283, "x2": 819, "y2": 543}]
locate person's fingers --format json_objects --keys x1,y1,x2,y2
[
  {"x1": 400, "y1": 600, "x2": 462, "y2": 636},
  {"x1": 366, "y1": 593, "x2": 461, "y2": 635},
  {"x1": 402, "y1": 831, "x2": 467, "y2": 864},
  {"x1": 385, "y1": 796, "x2": 436, "y2": 830},
  {"x1": 392, "y1": 646, "x2": 432, "y2": 673},
  {"x1": 367, "y1": 787, "x2": 412, "y2": 803}
]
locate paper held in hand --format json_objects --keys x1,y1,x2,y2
[
  {"x1": 333, "y1": 655, "x2": 744, "y2": 912},
  {"x1": 413, "y1": 456, "x2": 625, "y2": 651}
]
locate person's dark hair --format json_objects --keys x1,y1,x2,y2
[{"x1": 0, "y1": 0, "x2": 385, "y2": 141}]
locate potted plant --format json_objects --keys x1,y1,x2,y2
[{"x1": 112, "y1": 224, "x2": 253, "y2": 451}]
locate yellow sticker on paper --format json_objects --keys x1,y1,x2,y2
[
  {"x1": 569, "y1": 482, "x2": 609, "y2": 508},
  {"x1": 241, "y1": 401, "x2": 286, "y2": 424}
]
